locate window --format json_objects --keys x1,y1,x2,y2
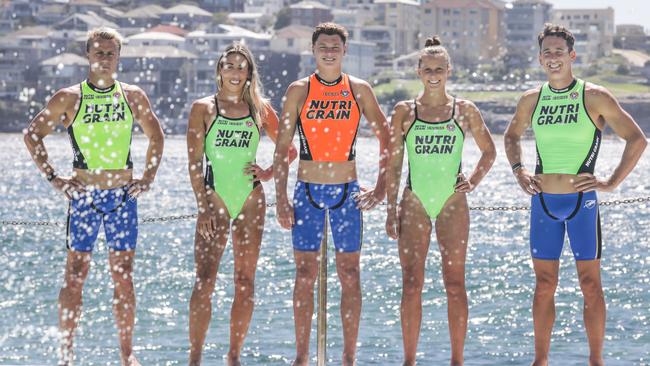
[{"x1": 443, "y1": 9, "x2": 450, "y2": 15}]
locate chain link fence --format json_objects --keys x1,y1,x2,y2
[{"x1": 2, "y1": 196, "x2": 648, "y2": 227}]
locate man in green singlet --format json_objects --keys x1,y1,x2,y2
[
  {"x1": 24, "y1": 27, "x2": 164, "y2": 366},
  {"x1": 505, "y1": 24, "x2": 646, "y2": 366}
]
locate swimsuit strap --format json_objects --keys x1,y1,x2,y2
[
  {"x1": 413, "y1": 99, "x2": 418, "y2": 120},
  {"x1": 214, "y1": 95, "x2": 220, "y2": 117},
  {"x1": 450, "y1": 97, "x2": 457, "y2": 119}
]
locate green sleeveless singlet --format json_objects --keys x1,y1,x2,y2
[
  {"x1": 68, "y1": 80, "x2": 134, "y2": 169},
  {"x1": 204, "y1": 98, "x2": 260, "y2": 219},
  {"x1": 531, "y1": 79, "x2": 601, "y2": 174},
  {"x1": 404, "y1": 98, "x2": 464, "y2": 219}
]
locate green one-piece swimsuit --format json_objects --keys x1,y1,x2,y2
[
  {"x1": 404, "y1": 98, "x2": 464, "y2": 219},
  {"x1": 204, "y1": 98, "x2": 260, "y2": 219}
]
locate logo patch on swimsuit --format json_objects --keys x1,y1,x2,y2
[
  {"x1": 584, "y1": 200, "x2": 596, "y2": 209},
  {"x1": 570, "y1": 91, "x2": 579, "y2": 100},
  {"x1": 446, "y1": 123, "x2": 456, "y2": 132},
  {"x1": 246, "y1": 121, "x2": 253, "y2": 127},
  {"x1": 341, "y1": 90, "x2": 350, "y2": 97}
]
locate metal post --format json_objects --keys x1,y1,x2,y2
[{"x1": 316, "y1": 211, "x2": 328, "y2": 366}]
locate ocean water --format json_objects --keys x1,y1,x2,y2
[{"x1": 0, "y1": 133, "x2": 649, "y2": 365}]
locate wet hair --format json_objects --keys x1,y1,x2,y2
[
  {"x1": 418, "y1": 35, "x2": 451, "y2": 68},
  {"x1": 86, "y1": 27, "x2": 123, "y2": 52},
  {"x1": 538, "y1": 23, "x2": 575, "y2": 52},
  {"x1": 312, "y1": 22, "x2": 348, "y2": 45},
  {"x1": 215, "y1": 42, "x2": 270, "y2": 127}
]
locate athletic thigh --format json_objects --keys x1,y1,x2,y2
[
  {"x1": 567, "y1": 191, "x2": 601, "y2": 261},
  {"x1": 435, "y1": 192, "x2": 469, "y2": 279},
  {"x1": 398, "y1": 189, "x2": 433, "y2": 272},
  {"x1": 232, "y1": 185, "x2": 265, "y2": 278},
  {"x1": 530, "y1": 194, "x2": 566, "y2": 260}
]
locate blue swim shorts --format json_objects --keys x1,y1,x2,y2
[
  {"x1": 530, "y1": 191, "x2": 602, "y2": 261},
  {"x1": 66, "y1": 186, "x2": 138, "y2": 252},
  {"x1": 292, "y1": 180, "x2": 362, "y2": 253}
]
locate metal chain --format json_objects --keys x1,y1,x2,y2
[{"x1": 2, "y1": 196, "x2": 649, "y2": 226}]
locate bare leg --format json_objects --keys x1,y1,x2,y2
[
  {"x1": 227, "y1": 186, "x2": 265, "y2": 366},
  {"x1": 576, "y1": 260, "x2": 605, "y2": 366},
  {"x1": 293, "y1": 250, "x2": 319, "y2": 366},
  {"x1": 335, "y1": 251, "x2": 362, "y2": 366},
  {"x1": 531, "y1": 259, "x2": 559, "y2": 366},
  {"x1": 58, "y1": 251, "x2": 92, "y2": 365},
  {"x1": 188, "y1": 204, "x2": 230, "y2": 366},
  {"x1": 108, "y1": 250, "x2": 141, "y2": 366},
  {"x1": 435, "y1": 193, "x2": 469, "y2": 366},
  {"x1": 397, "y1": 189, "x2": 432, "y2": 366}
]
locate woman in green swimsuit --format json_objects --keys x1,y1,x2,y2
[
  {"x1": 186, "y1": 43, "x2": 296, "y2": 365},
  {"x1": 385, "y1": 36, "x2": 496, "y2": 366}
]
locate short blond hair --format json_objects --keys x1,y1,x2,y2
[{"x1": 86, "y1": 27, "x2": 123, "y2": 52}]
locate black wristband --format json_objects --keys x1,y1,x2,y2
[
  {"x1": 46, "y1": 172, "x2": 57, "y2": 182},
  {"x1": 511, "y1": 162, "x2": 523, "y2": 173}
]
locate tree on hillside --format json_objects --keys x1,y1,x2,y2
[{"x1": 274, "y1": 7, "x2": 291, "y2": 30}]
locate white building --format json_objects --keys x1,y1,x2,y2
[{"x1": 551, "y1": 7, "x2": 615, "y2": 64}]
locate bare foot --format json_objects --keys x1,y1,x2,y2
[
  {"x1": 122, "y1": 354, "x2": 141, "y2": 366},
  {"x1": 227, "y1": 354, "x2": 242, "y2": 366},
  {"x1": 292, "y1": 357, "x2": 309, "y2": 366}
]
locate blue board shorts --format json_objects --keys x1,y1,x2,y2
[
  {"x1": 530, "y1": 191, "x2": 602, "y2": 260},
  {"x1": 66, "y1": 186, "x2": 138, "y2": 252},
  {"x1": 292, "y1": 180, "x2": 363, "y2": 253}
]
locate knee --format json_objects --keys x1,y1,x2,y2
[
  {"x1": 338, "y1": 265, "x2": 360, "y2": 289},
  {"x1": 234, "y1": 273, "x2": 255, "y2": 301},
  {"x1": 295, "y1": 264, "x2": 318, "y2": 288},
  {"x1": 535, "y1": 275, "x2": 558, "y2": 298},
  {"x1": 401, "y1": 268, "x2": 424, "y2": 297},
  {"x1": 579, "y1": 275, "x2": 603, "y2": 300},
  {"x1": 443, "y1": 278, "x2": 466, "y2": 299},
  {"x1": 193, "y1": 269, "x2": 217, "y2": 297}
]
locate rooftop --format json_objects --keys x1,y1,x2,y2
[
  {"x1": 40, "y1": 53, "x2": 87, "y2": 66},
  {"x1": 123, "y1": 4, "x2": 166, "y2": 19},
  {"x1": 148, "y1": 24, "x2": 189, "y2": 37},
  {"x1": 289, "y1": 1, "x2": 330, "y2": 10},
  {"x1": 274, "y1": 25, "x2": 313, "y2": 39},
  {"x1": 120, "y1": 45, "x2": 197, "y2": 59},
  {"x1": 161, "y1": 4, "x2": 212, "y2": 17},
  {"x1": 127, "y1": 31, "x2": 185, "y2": 42}
]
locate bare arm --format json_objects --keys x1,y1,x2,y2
[
  {"x1": 504, "y1": 89, "x2": 542, "y2": 195},
  {"x1": 23, "y1": 87, "x2": 86, "y2": 198},
  {"x1": 125, "y1": 85, "x2": 164, "y2": 196},
  {"x1": 352, "y1": 79, "x2": 390, "y2": 208},
  {"x1": 455, "y1": 100, "x2": 496, "y2": 192},
  {"x1": 250, "y1": 103, "x2": 298, "y2": 182},
  {"x1": 273, "y1": 82, "x2": 304, "y2": 229},
  {"x1": 385, "y1": 102, "x2": 409, "y2": 239},
  {"x1": 575, "y1": 85, "x2": 647, "y2": 192},
  {"x1": 186, "y1": 100, "x2": 210, "y2": 214}
]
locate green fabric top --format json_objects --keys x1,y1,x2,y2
[
  {"x1": 531, "y1": 79, "x2": 601, "y2": 174},
  {"x1": 68, "y1": 80, "x2": 134, "y2": 170}
]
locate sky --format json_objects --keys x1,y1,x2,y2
[{"x1": 542, "y1": 0, "x2": 650, "y2": 29}]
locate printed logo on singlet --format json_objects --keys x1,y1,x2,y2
[
  {"x1": 81, "y1": 101, "x2": 127, "y2": 123},
  {"x1": 213, "y1": 121, "x2": 254, "y2": 148},
  {"x1": 536, "y1": 103, "x2": 581, "y2": 125},
  {"x1": 305, "y1": 99, "x2": 353, "y2": 120},
  {"x1": 584, "y1": 200, "x2": 596, "y2": 209},
  {"x1": 413, "y1": 124, "x2": 457, "y2": 154}
]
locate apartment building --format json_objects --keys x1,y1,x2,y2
[
  {"x1": 551, "y1": 7, "x2": 614, "y2": 64},
  {"x1": 420, "y1": 0, "x2": 506, "y2": 68},
  {"x1": 505, "y1": 0, "x2": 552, "y2": 67}
]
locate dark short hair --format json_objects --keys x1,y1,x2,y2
[
  {"x1": 538, "y1": 23, "x2": 575, "y2": 52},
  {"x1": 312, "y1": 22, "x2": 348, "y2": 45}
]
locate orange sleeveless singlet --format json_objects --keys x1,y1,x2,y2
[{"x1": 297, "y1": 73, "x2": 361, "y2": 161}]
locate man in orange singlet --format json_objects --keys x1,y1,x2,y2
[{"x1": 273, "y1": 22, "x2": 389, "y2": 366}]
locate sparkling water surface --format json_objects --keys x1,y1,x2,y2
[{"x1": 1, "y1": 133, "x2": 649, "y2": 365}]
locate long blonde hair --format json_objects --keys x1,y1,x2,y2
[{"x1": 216, "y1": 43, "x2": 270, "y2": 127}]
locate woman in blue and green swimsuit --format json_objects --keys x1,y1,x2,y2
[
  {"x1": 385, "y1": 36, "x2": 496, "y2": 365},
  {"x1": 186, "y1": 43, "x2": 296, "y2": 365}
]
